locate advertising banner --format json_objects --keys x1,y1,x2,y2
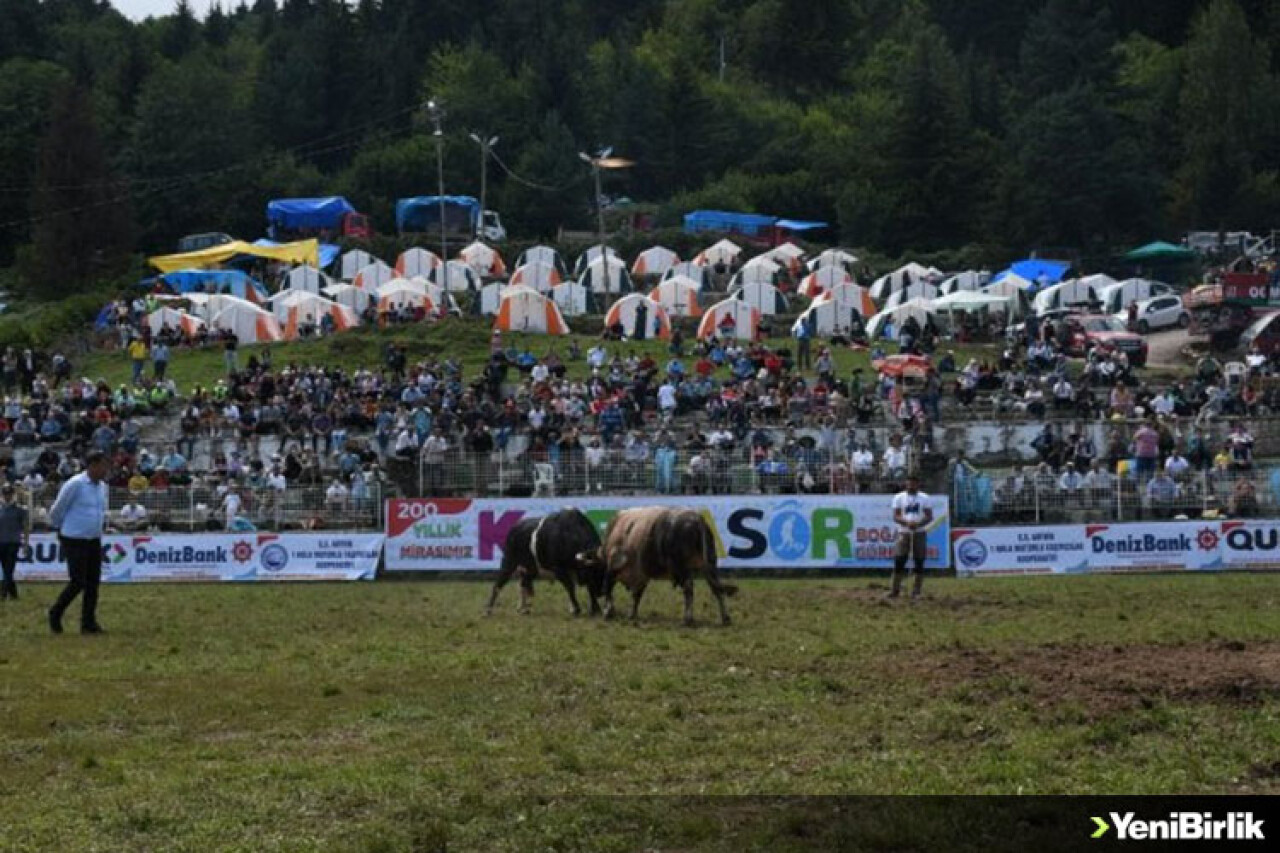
[
  {"x1": 953, "y1": 521, "x2": 1226, "y2": 576},
  {"x1": 1219, "y1": 520, "x2": 1280, "y2": 570},
  {"x1": 14, "y1": 533, "x2": 381, "y2": 582},
  {"x1": 385, "y1": 495, "x2": 951, "y2": 571}
]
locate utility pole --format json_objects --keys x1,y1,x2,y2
[
  {"x1": 426, "y1": 99, "x2": 448, "y2": 293},
  {"x1": 577, "y1": 147, "x2": 635, "y2": 298},
  {"x1": 468, "y1": 133, "x2": 499, "y2": 242}
]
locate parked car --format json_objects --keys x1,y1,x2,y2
[
  {"x1": 1113, "y1": 295, "x2": 1189, "y2": 334},
  {"x1": 1065, "y1": 314, "x2": 1150, "y2": 366}
]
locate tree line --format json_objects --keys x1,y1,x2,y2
[{"x1": 1, "y1": 0, "x2": 1278, "y2": 300}]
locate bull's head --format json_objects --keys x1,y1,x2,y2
[{"x1": 575, "y1": 548, "x2": 605, "y2": 573}]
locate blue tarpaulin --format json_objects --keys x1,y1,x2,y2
[
  {"x1": 266, "y1": 197, "x2": 355, "y2": 231},
  {"x1": 156, "y1": 269, "x2": 269, "y2": 302},
  {"x1": 396, "y1": 196, "x2": 480, "y2": 234},
  {"x1": 253, "y1": 239, "x2": 340, "y2": 270},
  {"x1": 992, "y1": 259, "x2": 1071, "y2": 293},
  {"x1": 684, "y1": 210, "x2": 777, "y2": 236},
  {"x1": 776, "y1": 219, "x2": 829, "y2": 232}
]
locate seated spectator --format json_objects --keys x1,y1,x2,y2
[
  {"x1": 38, "y1": 414, "x2": 63, "y2": 443},
  {"x1": 1058, "y1": 462, "x2": 1085, "y2": 503},
  {"x1": 325, "y1": 478, "x2": 349, "y2": 512},
  {"x1": 1230, "y1": 477, "x2": 1258, "y2": 518},
  {"x1": 1145, "y1": 470, "x2": 1180, "y2": 519},
  {"x1": 118, "y1": 499, "x2": 148, "y2": 532}
]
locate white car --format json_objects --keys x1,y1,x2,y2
[{"x1": 1115, "y1": 295, "x2": 1189, "y2": 334}]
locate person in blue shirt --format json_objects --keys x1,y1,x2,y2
[{"x1": 47, "y1": 451, "x2": 111, "y2": 634}]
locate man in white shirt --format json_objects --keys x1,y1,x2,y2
[
  {"x1": 850, "y1": 444, "x2": 875, "y2": 493},
  {"x1": 531, "y1": 362, "x2": 550, "y2": 384},
  {"x1": 1164, "y1": 450, "x2": 1191, "y2": 481},
  {"x1": 1058, "y1": 462, "x2": 1085, "y2": 505},
  {"x1": 118, "y1": 500, "x2": 148, "y2": 532},
  {"x1": 587, "y1": 345, "x2": 607, "y2": 370},
  {"x1": 883, "y1": 443, "x2": 907, "y2": 480},
  {"x1": 1084, "y1": 460, "x2": 1116, "y2": 508},
  {"x1": 1151, "y1": 389, "x2": 1176, "y2": 417},
  {"x1": 221, "y1": 489, "x2": 242, "y2": 529},
  {"x1": 325, "y1": 478, "x2": 349, "y2": 511},
  {"x1": 422, "y1": 428, "x2": 449, "y2": 494},
  {"x1": 657, "y1": 381, "x2": 677, "y2": 418},
  {"x1": 890, "y1": 475, "x2": 932, "y2": 599}
]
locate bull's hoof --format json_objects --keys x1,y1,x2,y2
[
  {"x1": 720, "y1": 615, "x2": 732, "y2": 626},
  {"x1": 517, "y1": 607, "x2": 531, "y2": 616},
  {"x1": 570, "y1": 608, "x2": 582, "y2": 618}
]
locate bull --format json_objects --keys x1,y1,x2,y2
[
  {"x1": 578, "y1": 507, "x2": 737, "y2": 626},
  {"x1": 485, "y1": 508, "x2": 604, "y2": 616}
]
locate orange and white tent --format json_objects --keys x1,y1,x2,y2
[
  {"x1": 281, "y1": 296, "x2": 359, "y2": 340},
  {"x1": 395, "y1": 247, "x2": 443, "y2": 279},
  {"x1": 459, "y1": 241, "x2": 507, "y2": 278},
  {"x1": 813, "y1": 282, "x2": 876, "y2": 318},
  {"x1": 509, "y1": 262, "x2": 560, "y2": 293},
  {"x1": 797, "y1": 265, "x2": 853, "y2": 299},
  {"x1": 431, "y1": 260, "x2": 480, "y2": 292},
  {"x1": 494, "y1": 287, "x2": 569, "y2": 335},
  {"x1": 340, "y1": 249, "x2": 378, "y2": 280},
  {"x1": 795, "y1": 298, "x2": 869, "y2": 339},
  {"x1": 322, "y1": 283, "x2": 372, "y2": 314},
  {"x1": 649, "y1": 276, "x2": 702, "y2": 318},
  {"x1": 478, "y1": 282, "x2": 505, "y2": 315},
  {"x1": 188, "y1": 293, "x2": 257, "y2": 322},
  {"x1": 731, "y1": 280, "x2": 790, "y2": 316},
  {"x1": 283, "y1": 264, "x2": 329, "y2": 294},
  {"x1": 145, "y1": 307, "x2": 204, "y2": 338},
  {"x1": 693, "y1": 239, "x2": 742, "y2": 267},
  {"x1": 376, "y1": 279, "x2": 436, "y2": 314},
  {"x1": 604, "y1": 294, "x2": 671, "y2": 340},
  {"x1": 210, "y1": 302, "x2": 284, "y2": 343},
  {"x1": 631, "y1": 246, "x2": 680, "y2": 278},
  {"x1": 551, "y1": 281, "x2": 592, "y2": 317},
  {"x1": 353, "y1": 261, "x2": 396, "y2": 293},
  {"x1": 516, "y1": 245, "x2": 565, "y2": 275},
  {"x1": 807, "y1": 248, "x2": 858, "y2": 272},
  {"x1": 574, "y1": 245, "x2": 620, "y2": 278},
  {"x1": 662, "y1": 262, "x2": 707, "y2": 289},
  {"x1": 697, "y1": 299, "x2": 760, "y2": 341},
  {"x1": 730, "y1": 260, "x2": 781, "y2": 290},
  {"x1": 580, "y1": 257, "x2": 631, "y2": 294}
]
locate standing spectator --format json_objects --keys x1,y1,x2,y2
[
  {"x1": 221, "y1": 486, "x2": 243, "y2": 530},
  {"x1": 47, "y1": 451, "x2": 111, "y2": 634},
  {"x1": 421, "y1": 427, "x2": 449, "y2": 494},
  {"x1": 0, "y1": 484, "x2": 28, "y2": 600},
  {"x1": 1229, "y1": 422, "x2": 1254, "y2": 470},
  {"x1": 223, "y1": 332, "x2": 239, "y2": 373},
  {"x1": 1132, "y1": 419, "x2": 1160, "y2": 480},
  {"x1": 128, "y1": 337, "x2": 148, "y2": 386},
  {"x1": 152, "y1": 340, "x2": 170, "y2": 380},
  {"x1": 889, "y1": 474, "x2": 932, "y2": 600}
]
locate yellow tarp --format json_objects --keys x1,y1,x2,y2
[{"x1": 149, "y1": 239, "x2": 319, "y2": 272}]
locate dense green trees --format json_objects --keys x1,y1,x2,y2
[{"x1": 1, "y1": 0, "x2": 1279, "y2": 296}]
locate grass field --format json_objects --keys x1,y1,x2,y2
[{"x1": 1, "y1": 574, "x2": 1278, "y2": 851}]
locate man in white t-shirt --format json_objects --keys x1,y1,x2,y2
[
  {"x1": 118, "y1": 500, "x2": 148, "y2": 532},
  {"x1": 889, "y1": 474, "x2": 932, "y2": 599}
]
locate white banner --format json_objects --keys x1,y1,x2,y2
[
  {"x1": 14, "y1": 533, "x2": 381, "y2": 582},
  {"x1": 953, "y1": 521, "x2": 1226, "y2": 575},
  {"x1": 1220, "y1": 520, "x2": 1280, "y2": 570},
  {"x1": 385, "y1": 495, "x2": 951, "y2": 571}
]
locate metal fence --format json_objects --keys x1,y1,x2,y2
[
  {"x1": 18, "y1": 482, "x2": 385, "y2": 533},
  {"x1": 954, "y1": 465, "x2": 1273, "y2": 525},
  {"x1": 414, "y1": 447, "x2": 920, "y2": 497}
]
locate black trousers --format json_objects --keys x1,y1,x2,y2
[
  {"x1": 51, "y1": 537, "x2": 102, "y2": 628},
  {"x1": 0, "y1": 543, "x2": 19, "y2": 596}
]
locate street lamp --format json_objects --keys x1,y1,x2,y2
[
  {"x1": 468, "y1": 133, "x2": 499, "y2": 242},
  {"x1": 426, "y1": 99, "x2": 448, "y2": 293},
  {"x1": 577, "y1": 146, "x2": 634, "y2": 295}
]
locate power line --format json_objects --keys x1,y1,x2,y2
[{"x1": 488, "y1": 146, "x2": 588, "y2": 193}]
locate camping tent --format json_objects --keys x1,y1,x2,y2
[
  {"x1": 278, "y1": 294, "x2": 359, "y2": 338},
  {"x1": 693, "y1": 239, "x2": 742, "y2": 267},
  {"x1": 980, "y1": 281, "x2": 1030, "y2": 318},
  {"x1": 552, "y1": 281, "x2": 593, "y2": 317},
  {"x1": 580, "y1": 257, "x2": 632, "y2": 294},
  {"x1": 322, "y1": 283, "x2": 372, "y2": 314},
  {"x1": 604, "y1": 294, "x2": 671, "y2": 340},
  {"x1": 458, "y1": 241, "x2": 507, "y2": 278},
  {"x1": 145, "y1": 307, "x2": 204, "y2": 338},
  {"x1": 574, "y1": 245, "x2": 621, "y2": 278},
  {"x1": 812, "y1": 283, "x2": 876, "y2": 318},
  {"x1": 870, "y1": 263, "x2": 940, "y2": 301},
  {"x1": 1032, "y1": 279, "x2": 1100, "y2": 315},
  {"x1": 157, "y1": 269, "x2": 269, "y2": 304},
  {"x1": 494, "y1": 288, "x2": 570, "y2": 335},
  {"x1": 883, "y1": 282, "x2": 940, "y2": 310},
  {"x1": 792, "y1": 299, "x2": 867, "y2": 339},
  {"x1": 282, "y1": 265, "x2": 329, "y2": 294},
  {"x1": 149, "y1": 239, "x2": 319, "y2": 273},
  {"x1": 515, "y1": 245, "x2": 566, "y2": 276},
  {"x1": 353, "y1": 261, "x2": 396, "y2": 292},
  {"x1": 650, "y1": 276, "x2": 703, "y2": 317},
  {"x1": 662, "y1": 262, "x2": 708, "y2": 289},
  {"x1": 797, "y1": 266, "x2": 852, "y2": 299},
  {"x1": 865, "y1": 298, "x2": 939, "y2": 341},
  {"x1": 938, "y1": 271, "x2": 989, "y2": 295},
  {"x1": 209, "y1": 302, "x2": 284, "y2": 343},
  {"x1": 1099, "y1": 278, "x2": 1173, "y2": 315},
  {"x1": 996, "y1": 259, "x2": 1071, "y2": 291},
  {"x1": 807, "y1": 248, "x2": 858, "y2": 272},
  {"x1": 377, "y1": 281, "x2": 436, "y2": 315},
  {"x1": 933, "y1": 290, "x2": 1013, "y2": 315},
  {"x1": 631, "y1": 246, "x2": 680, "y2": 278},
  {"x1": 395, "y1": 248, "x2": 443, "y2": 279},
  {"x1": 731, "y1": 281, "x2": 789, "y2": 316},
  {"x1": 509, "y1": 262, "x2": 560, "y2": 292},
  {"x1": 188, "y1": 293, "x2": 258, "y2": 322},
  {"x1": 697, "y1": 299, "x2": 760, "y2": 341},
  {"x1": 340, "y1": 249, "x2": 378, "y2": 280},
  {"x1": 730, "y1": 258, "x2": 781, "y2": 290},
  {"x1": 431, "y1": 260, "x2": 480, "y2": 292},
  {"x1": 477, "y1": 282, "x2": 505, "y2": 315}
]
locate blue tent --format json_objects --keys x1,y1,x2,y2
[
  {"x1": 266, "y1": 197, "x2": 355, "y2": 231},
  {"x1": 994, "y1": 259, "x2": 1071, "y2": 293},
  {"x1": 396, "y1": 196, "x2": 479, "y2": 234},
  {"x1": 253, "y1": 239, "x2": 340, "y2": 270},
  {"x1": 157, "y1": 269, "x2": 269, "y2": 302}
]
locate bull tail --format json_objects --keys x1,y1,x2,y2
[{"x1": 703, "y1": 522, "x2": 737, "y2": 597}]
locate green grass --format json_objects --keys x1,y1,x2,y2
[
  {"x1": 1, "y1": 575, "x2": 1278, "y2": 851},
  {"x1": 80, "y1": 318, "x2": 1004, "y2": 392}
]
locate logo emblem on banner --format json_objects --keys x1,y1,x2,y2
[
  {"x1": 956, "y1": 538, "x2": 988, "y2": 568},
  {"x1": 259, "y1": 544, "x2": 289, "y2": 572}
]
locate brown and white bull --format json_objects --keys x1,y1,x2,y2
[{"x1": 577, "y1": 506, "x2": 737, "y2": 626}]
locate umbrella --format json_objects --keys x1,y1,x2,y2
[{"x1": 1122, "y1": 241, "x2": 1195, "y2": 263}]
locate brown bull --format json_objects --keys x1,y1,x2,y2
[{"x1": 578, "y1": 507, "x2": 737, "y2": 626}]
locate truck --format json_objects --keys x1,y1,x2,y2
[
  {"x1": 683, "y1": 209, "x2": 828, "y2": 247},
  {"x1": 395, "y1": 195, "x2": 506, "y2": 242},
  {"x1": 266, "y1": 196, "x2": 371, "y2": 242}
]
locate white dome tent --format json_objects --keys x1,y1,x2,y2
[
  {"x1": 458, "y1": 241, "x2": 507, "y2": 278},
  {"x1": 696, "y1": 299, "x2": 760, "y2": 341},
  {"x1": 870, "y1": 262, "x2": 941, "y2": 301},
  {"x1": 322, "y1": 283, "x2": 372, "y2": 314},
  {"x1": 866, "y1": 298, "x2": 939, "y2": 341},
  {"x1": 793, "y1": 300, "x2": 868, "y2": 339},
  {"x1": 812, "y1": 283, "x2": 876, "y2": 318},
  {"x1": 631, "y1": 246, "x2": 680, "y2": 278},
  {"x1": 552, "y1": 281, "x2": 593, "y2": 317},
  {"x1": 806, "y1": 248, "x2": 858, "y2": 272},
  {"x1": 580, "y1": 257, "x2": 632, "y2": 294},
  {"x1": 938, "y1": 271, "x2": 990, "y2": 295},
  {"x1": 283, "y1": 265, "x2": 329, "y2": 294},
  {"x1": 662, "y1": 262, "x2": 708, "y2": 290},
  {"x1": 573, "y1": 245, "x2": 621, "y2": 278},
  {"x1": 883, "y1": 282, "x2": 940, "y2": 310},
  {"x1": 650, "y1": 276, "x2": 703, "y2": 317},
  {"x1": 430, "y1": 260, "x2": 480, "y2": 292},
  {"x1": 604, "y1": 294, "x2": 671, "y2": 340},
  {"x1": 730, "y1": 280, "x2": 789, "y2": 316},
  {"x1": 1032, "y1": 279, "x2": 1100, "y2": 315},
  {"x1": 477, "y1": 282, "x2": 505, "y2": 315},
  {"x1": 693, "y1": 239, "x2": 742, "y2": 267},
  {"x1": 395, "y1": 247, "x2": 443, "y2": 279},
  {"x1": 494, "y1": 287, "x2": 570, "y2": 335},
  {"x1": 516, "y1": 245, "x2": 566, "y2": 276},
  {"x1": 797, "y1": 266, "x2": 852, "y2": 299},
  {"x1": 509, "y1": 262, "x2": 560, "y2": 293},
  {"x1": 210, "y1": 302, "x2": 284, "y2": 343},
  {"x1": 340, "y1": 249, "x2": 379, "y2": 280},
  {"x1": 353, "y1": 261, "x2": 396, "y2": 293}
]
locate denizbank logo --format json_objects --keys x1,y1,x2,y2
[{"x1": 1091, "y1": 812, "x2": 1264, "y2": 841}]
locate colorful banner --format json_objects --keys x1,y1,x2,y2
[
  {"x1": 385, "y1": 495, "x2": 951, "y2": 571},
  {"x1": 14, "y1": 533, "x2": 381, "y2": 582},
  {"x1": 953, "y1": 521, "x2": 1228, "y2": 575}
]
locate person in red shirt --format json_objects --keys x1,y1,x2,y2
[{"x1": 695, "y1": 355, "x2": 714, "y2": 377}]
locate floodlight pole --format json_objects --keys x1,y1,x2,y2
[
  {"x1": 427, "y1": 99, "x2": 448, "y2": 293},
  {"x1": 579, "y1": 147, "x2": 611, "y2": 295},
  {"x1": 469, "y1": 133, "x2": 499, "y2": 241}
]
